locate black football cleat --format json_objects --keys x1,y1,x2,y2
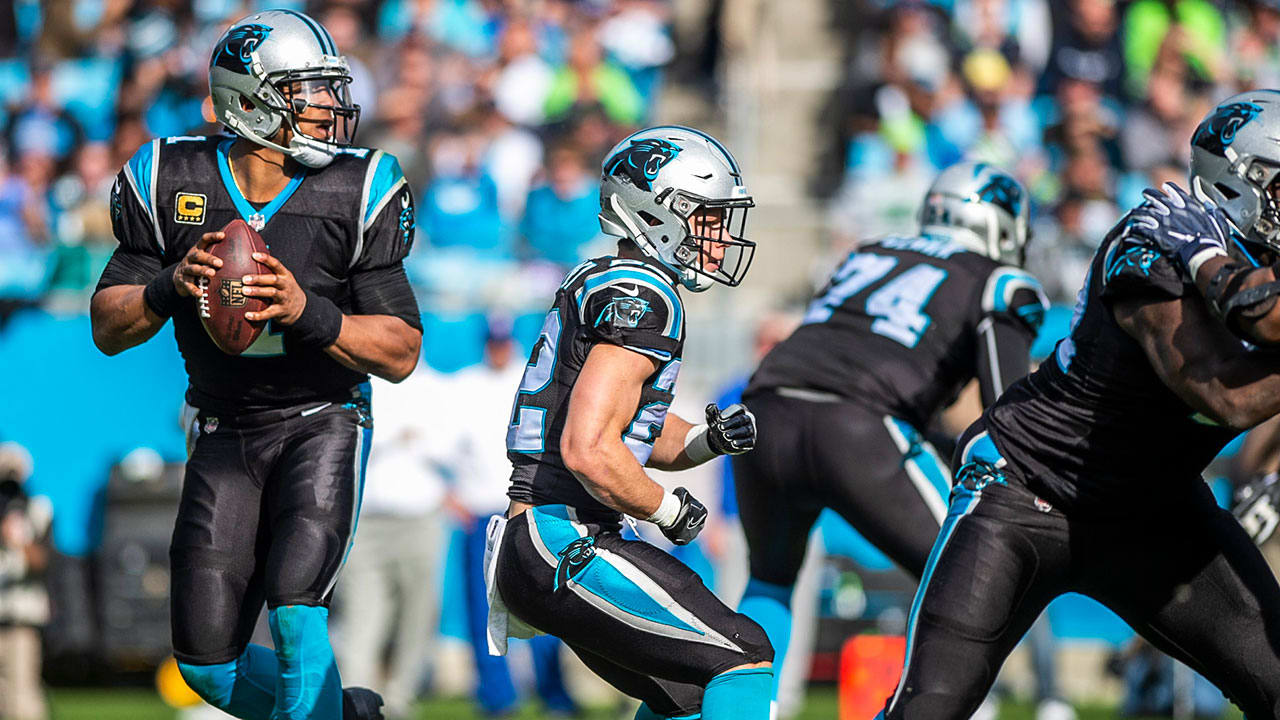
[{"x1": 342, "y1": 686, "x2": 385, "y2": 720}]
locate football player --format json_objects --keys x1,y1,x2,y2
[
  {"x1": 487, "y1": 126, "x2": 774, "y2": 720},
  {"x1": 880, "y1": 91, "x2": 1280, "y2": 720},
  {"x1": 731, "y1": 161, "x2": 1049, "y2": 704},
  {"x1": 90, "y1": 11, "x2": 421, "y2": 720}
]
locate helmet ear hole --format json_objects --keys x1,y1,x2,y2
[
  {"x1": 638, "y1": 211, "x2": 664, "y2": 227},
  {"x1": 1216, "y1": 183, "x2": 1240, "y2": 200}
]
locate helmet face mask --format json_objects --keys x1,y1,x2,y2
[
  {"x1": 668, "y1": 190, "x2": 755, "y2": 288},
  {"x1": 209, "y1": 11, "x2": 361, "y2": 169},
  {"x1": 598, "y1": 126, "x2": 755, "y2": 292}
]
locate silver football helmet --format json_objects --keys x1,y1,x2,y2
[
  {"x1": 598, "y1": 125, "x2": 755, "y2": 292},
  {"x1": 208, "y1": 10, "x2": 360, "y2": 169},
  {"x1": 919, "y1": 160, "x2": 1030, "y2": 266},
  {"x1": 1190, "y1": 90, "x2": 1280, "y2": 251}
]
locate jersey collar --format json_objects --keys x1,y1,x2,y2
[{"x1": 216, "y1": 137, "x2": 306, "y2": 231}]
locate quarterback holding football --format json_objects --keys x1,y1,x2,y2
[{"x1": 91, "y1": 10, "x2": 420, "y2": 720}]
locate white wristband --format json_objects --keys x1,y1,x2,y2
[
  {"x1": 1187, "y1": 246, "x2": 1228, "y2": 280},
  {"x1": 683, "y1": 423, "x2": 716, "y2": 464},
  {"x1": 646, "y1": 491, "x2": 681, "y2": 528}
]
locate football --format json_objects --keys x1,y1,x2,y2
[{"x1": 199, "y1": 219, "x2": 270, "y2": 355}]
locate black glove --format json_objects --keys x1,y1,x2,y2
[
  {"x1": 660, "y1": 487, "x2": 707, "y2": 545},
  {"x1": 1125, "y1": 182, "x2": 1232, "y2": 279},
  {"x1": 705, "y1": 402, "x2": 757, "y2": 455}
]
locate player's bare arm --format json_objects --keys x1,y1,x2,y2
[
  {"x1": 648, "y1": 403, "x2": 758, "y2": 471},
  {"x1": 242, "y1": 252, "x2": 421, "y2": 381},
  {"x1": 1116, "y1": 293, "x2": 1280, "y2": 429},
  {"x1": 1189, "y1": 255, "x2": 1280, "y2": 345},
  {"x1": 91, "y1": 231, "x2": 225, "y2": 355},
  {"x1": 560, "y1": 343, "x2": 667, "y2": 518}
]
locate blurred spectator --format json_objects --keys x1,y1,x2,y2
[
  {"x1": 489, "y1": 18, "x2": 554, "y2": 127},
  {"x1": 519, "y1": 141, "x2": 602, "y2": 266},
  {"x1": 544, "y1": 25, "x2": 644, "y2": 126},
  {"x1": 419, "y1": 126, "x2": 507, "y2": 255},
  {"x1": 597, "y1": 0, "x2": 675, "y2": 110},
  {"x1": 336, "y1": 371, "x2": 449, "y2": 720},
  {"x1": 1122, "y1": 0, "x2": 1227, "y2": 96},
  {"x1": 1230, "y1": 0, "x2": 1280, "y2": 91},
  {"x1": 441, "y1": 319, "x2": 578, "y2": 717},
  {"x1": 1120, "y1": 65, "x2": 1201, "y2": 173},
  {"x1": 479, "y1": 103, "x2": 544, "y2": 223},
  {"x1": 0, "y1": 442, "x2": 51, "y2": 720},
  {"x1": 1040, "y1": 0, "x2": 1125, "y2": 99},
  {"x1": 5, "y1": 58, "x2": 82, "y2": 174}
]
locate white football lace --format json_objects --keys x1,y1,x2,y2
[{"x1": 198, "y1": 276, "x2": 211, "y2": 319}]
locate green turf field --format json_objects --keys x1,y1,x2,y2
[{"x1": 46, "y1": 687, "x2": 1241, "y2": 720}]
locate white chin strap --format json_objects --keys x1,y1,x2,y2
[
  {"x1": 290, "y1": 135, "x2": 337, "y2": 168},
  {"x1": 224, "y1": 113, "x2": 336, "y2": 169}
]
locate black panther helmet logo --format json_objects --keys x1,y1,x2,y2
[
  {"x1": 554, "y1": 536, "x2": 597, "y2": 591},
  {"x1": 1193, "y1": 102, "x2": 1264, "y2": 157},
  {"x1": 976, "y1": 173, "x2": 1023, "y2": 218},
  {"x1": 215, "y1": 23, "x2": 272, "y2": 74},
  {"x1": 604, "y1": 138, "x2": 682, "y2": 192}
]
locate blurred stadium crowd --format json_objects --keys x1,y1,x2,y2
[{"x1": 1, "y1": 0, "x2": 1280, "y2": 717}]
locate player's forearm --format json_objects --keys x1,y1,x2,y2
[
  {"x1": 1192, "y1": 256, "x2": 1280, "y2": 345},
  {"x1": 647, "y1": 412, "x2": 702, "y2": 471},
  {"x1": 563, "y1": 436, "x2": 666, "y2": 518},
  {"x1": 90, "y1": 285, "x2": 167, "y2": 355},
  {"x1": 322, "y1": 314, "x2": 421, "y2": 382}
]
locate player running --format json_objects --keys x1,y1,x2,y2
[
  {"x1": 486, "y1": 126, "x2": 774, "y2": 720},
  {"x1": 731, "y1": 161, "x2": 1049, "y2": 702},
  {"x1": 880, "y1": 91, "x2": 1280, "y2": 720},
  {"x1": 90, "y1": 11, "x2": 420, "y2": 720}
]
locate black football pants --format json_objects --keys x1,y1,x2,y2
[
  {"x1": 732, "y1": 390, "x2": 952, "y2": 584},
  {"x1": 881, "y1": 422, "x2": 1280, "y2": 720},
  {"x1": 495, "y1": 506, "x2": 773, "y2": 716},
  {"x1": 170, "y1": 399, "x2": 371, "y2": 664}
]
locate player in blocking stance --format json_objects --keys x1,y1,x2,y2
[
  {"x1": 881, "y1": 91, "x2": 1280, "y2": 720},
  {"x1": 90, "y1": 11, "x2": 420, "y2": 720},
  {"x1": 732, "y1": 162, "x2": 1048, "y2": 703},
  {"x1": 487, "y1": 126, "x2": 774, "y2": 720}
]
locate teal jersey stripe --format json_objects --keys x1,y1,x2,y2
[
  {"x1": 126, "y1": 140, "x2": 156, "y2": 216},
  {"x1": 364, "y1": 152, "x2": 406, "y2": 225}
]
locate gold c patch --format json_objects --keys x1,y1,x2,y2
[{"x1": 174, "y1": 193, "x2": 207, "y2": 225}]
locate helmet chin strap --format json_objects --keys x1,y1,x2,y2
[{"x1": 222, "y1": 113, "x2": 336, "y2": 169}]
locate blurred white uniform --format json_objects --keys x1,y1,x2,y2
[{"x1": 337, "y1": 369, "x2": 450, "y2": 720}]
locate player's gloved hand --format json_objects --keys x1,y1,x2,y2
[
  {"x1": 705, "y1": 402, "x2": 757, "y2": 455},
  {"x1": 1126, "y1": 182, "x2": 1232, "y2": 280},
  {"x1": 652, "y1": 487, "x2": 707, "y2": 545}
]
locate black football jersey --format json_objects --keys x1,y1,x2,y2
[
  {"x1": 96, "y1": 135, "x2": 420, "y2": 415},
  {"x1": 747, "y1": 234, "x2": 1048, "y2": 429},
  {"x1": 983, "y1": 222, "x2": 1241, "y2": 514},
  {"x1": 506, "y1": 255, "x2": 686, "y2": 521}
]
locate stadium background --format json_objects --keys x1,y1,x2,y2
[{"x1": 0, "y1": 0, "x2": 1268, "y2": 717}]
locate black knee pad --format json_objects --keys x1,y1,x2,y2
[{"x1": 730, "y1": 612, "x2": 775, "y2": 665}]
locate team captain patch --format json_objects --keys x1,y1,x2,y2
[{"x1": 175, "y1": 192, "x2": 207, "y2": 225}]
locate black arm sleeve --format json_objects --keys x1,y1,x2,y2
[
  {"x1": 349, "y1": 182, "x2": 421, "y2": 331},
  {"x1": 95, "y1": 170, "x2": 164, "y2": 294},
  {"x1": 976, "y1": 314, "x2": 1035, "y2": 407}
]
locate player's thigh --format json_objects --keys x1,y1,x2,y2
[
  {"x1": 170, "y1": 425, "x2": 271, "y2": 663},
  {"x1": 813, "y1": 409, "x2": 950, "y2": 579},
  {"x1": 1087, "y1": 495, "x2": 1280, "y2": 716},
  {"x1": 569, "y1": 643, "x2": 703, "y2": 718},
  {"x1": 263, "y1": 407, "x2": 369, "y2": 607},
  {"x1": 497, "y1": 507, "x2": 772, "y2": 688},
  {"x1": 734, "y1": 392, "x2": 821, "y2": 586}
]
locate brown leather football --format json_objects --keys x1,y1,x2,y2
[{"x1": 199, "y1": 219, "x2": 270, "y2": 355}]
